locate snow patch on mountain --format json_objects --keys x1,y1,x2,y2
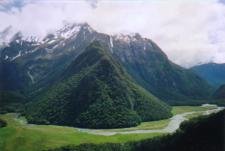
[
  {"x1": 114, "y1": 34, "x2": 131, "y2": 43},
  {"x1": 10, "y1": 51, "x2": 21, "y2": 61},
  {"x1": 110, "y1": 36, "x2": 113, "y2": 48},
  {"x1": 144, "y1": 45, "x2": 146, "y2": 50},
  {"x1": 57, "y1": 23, "x2": 81, "y2": 39},
  {"x1": 25, "y1": 47, "x2": 39, "y2": 54},
  {"x1": 47, "y1": 39, "x2": 56, "y2": 44},
  {"x1": 27, "y1": 71, "x2": 35, "y2": 83},
  {"x1": 109, "y1": 36, "x2": 114, "y2": 53},
  {"x1": 113, "y1": 33, "x2": 141, "y2": 43},
  {"x1": 4, "y1": 55, "x2": 9, "y2": 60},
  {"x1": 23, "y1": 36, "x2": 41, "y2": 44}
]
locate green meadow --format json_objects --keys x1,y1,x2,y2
[{"x1": 0, "y1": 106, "x2": 215, "y2": 151}]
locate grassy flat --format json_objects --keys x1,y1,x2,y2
[
  {"x1": 105, "y1": 119, "x2": 170, "y2": 132},
  {"x1": 108, "y1": 105, "x2": 216, "y2": 132},
  {"x1": 0, "y1": 114, "x2": 162, "y2": 151},
  {"x1": 0, "y1": 106, "x2": 216, "y2": 151},
  {"x1": 172, "y1": 105, "x2": 216, "y2": 115}
]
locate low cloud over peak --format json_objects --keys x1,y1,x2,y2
[{"x1": 0, "y1": 0, "x2": 225, "y2": 67}]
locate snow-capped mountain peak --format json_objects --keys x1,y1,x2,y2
[
  {"x1": 54, "y1": 22, "x2": 94, "y2": 39},
  {"x1": 9, "y1": 32, "x2": 41, "y2": 45},
  {"x1": 113, "y1": 33, "x2": 143, "y2": 43},
  {"x1": 56, "y1": 23, "x2": 81, "y2": 39}
]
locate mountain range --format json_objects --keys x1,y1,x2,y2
[
  {"x1": 213, "y1": 84, "x2": 225, "y2": 99},
  {"x1": 0, "y1": 23, "x2": 214, "y2": 128},
  {"x1": 191, "y1": 63, "x2": 225, "y2": 88}
]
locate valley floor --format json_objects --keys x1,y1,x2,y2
[{"x1": 0, "y1": 105, "x2": 222, "y2": 151}]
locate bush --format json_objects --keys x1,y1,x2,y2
[{"x1": 0, "y1": 119, "x2": 7, "y2": 128}]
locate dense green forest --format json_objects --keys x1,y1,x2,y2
[
  {"x1": 0, "y1": 91, "x2": 26, "y2": 113},
  {"x1": 46, "y1": 109, "x2": 225, "y2": 151},
  {"x1": 212, "y1": 84, "x2": 225, "y2": 106},
  {"x1": 24, "y1": 42, "x2": 171, "y2": 128},
  {"x1": 0, "y1": 119, "x2": 6, "y2": 128},
  {"x1": 213, "y1": 84, "x2": 225, "y2": 99}
]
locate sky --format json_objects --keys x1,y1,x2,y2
[{"x1": 0, "y1": 0, "x2": 225, "y2": 67}]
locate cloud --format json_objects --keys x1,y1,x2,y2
[
  {"x1": 86, "y1": 0, "x2": 98, "y2": 8},
  {"x1": 0, "y1": 0, "x2": 32, "y2": 12},
  {"x1": 0, "y1": 0, "x2": 225, "y2": 67}
]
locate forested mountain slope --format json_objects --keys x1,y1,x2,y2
[{"x1": 25, "y1": 42, "x2": 172, "y2": 128}]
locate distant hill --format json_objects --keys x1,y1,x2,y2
[
  {"x1": 212, "y1": 84, "x2": 225, "y2": 105},
  {"x1": 213, "y1": 84, "x2": 225, "y2": 99},
  {"x1": 191, "y1": 63, "x2": 225, "y2": 88},
  {"x1": 25, "y1": 42, "x2": 172, "y2": 129}
]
